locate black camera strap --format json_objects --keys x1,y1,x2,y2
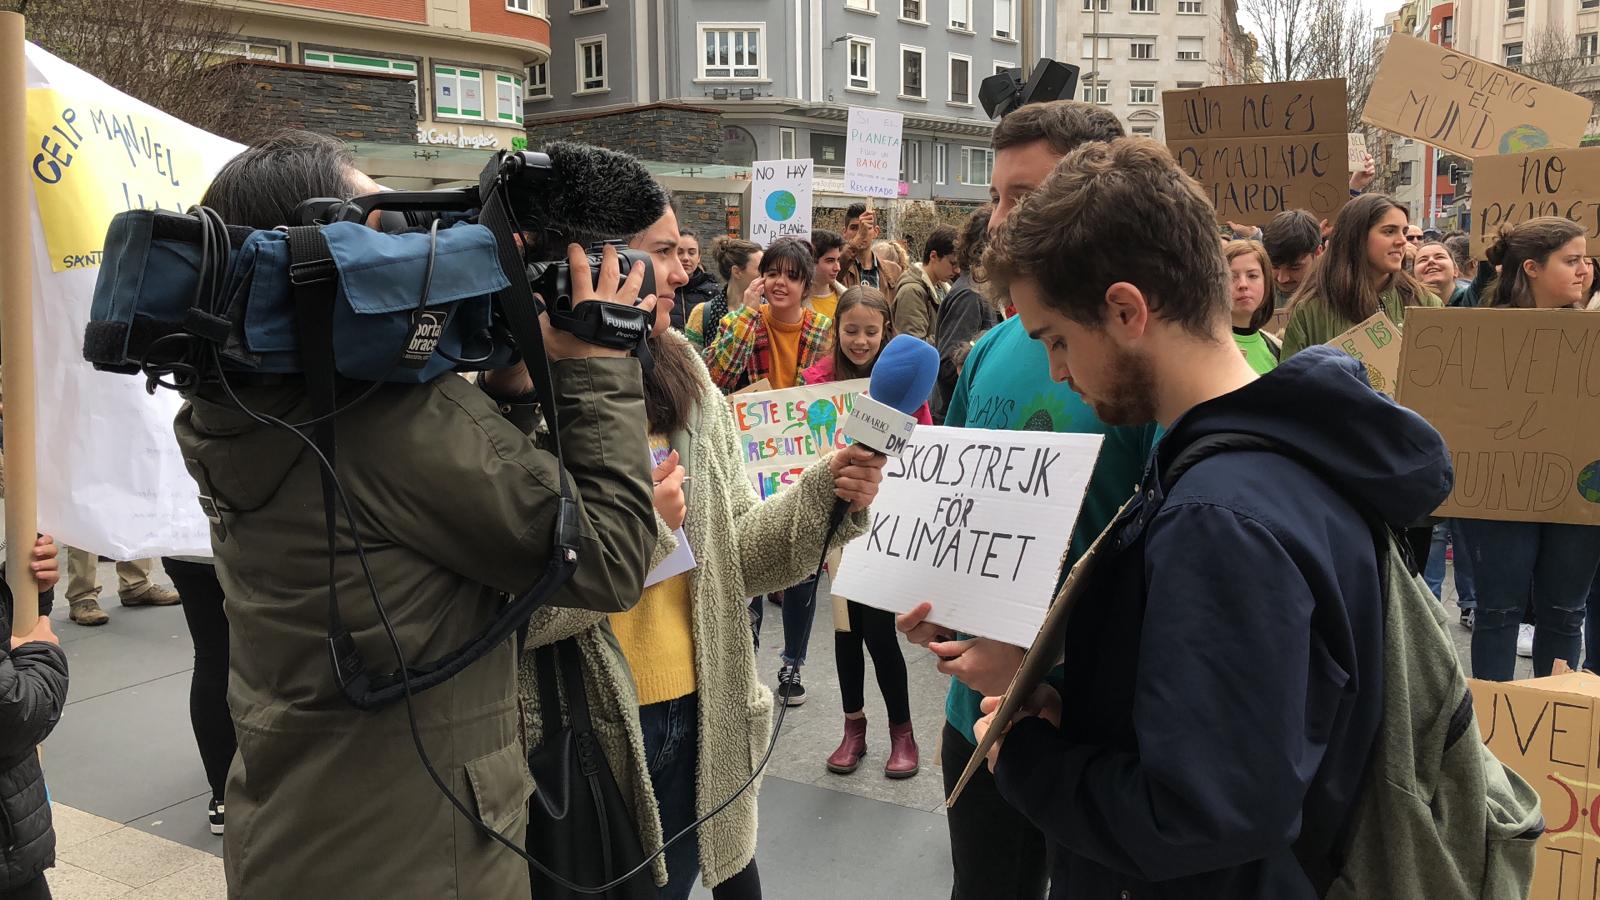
[{"x1": 284, "y1": 162, "x2": 581, "y2": 711}]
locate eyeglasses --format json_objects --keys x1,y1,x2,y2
[{"x1": 1405, "y1": 234, "x2": 1423, "y2": 242}]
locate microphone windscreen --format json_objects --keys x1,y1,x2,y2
[
  {"x1": 536, "y1": 142, "x2": 671, "y2": 238},
  {"x1": 868, "y1": 334, "x2": 940, "y2": 415}
]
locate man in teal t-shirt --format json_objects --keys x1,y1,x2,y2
[{"x1": 932, "y1": 313, "x2": 1156, "y2": 898}]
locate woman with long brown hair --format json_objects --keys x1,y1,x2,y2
[
  {"x1": 1457, "y1": 218, "x2": 1600, "y2": 682},
  {"x1": 685, "y1": 237, "x2": 762, "y2": 350},
  {"x1": 1280, "y1": 193, "x2": 1441, "y2": 358},
  {"x1": 520, "y1": 205, "x2": 885, "y2": 900}
]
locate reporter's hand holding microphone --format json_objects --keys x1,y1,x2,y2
[{"x1": 482, "y1": 242, "x2": 656, "y2": 397}]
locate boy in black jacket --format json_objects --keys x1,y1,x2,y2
[
  {"x1": 966, "y1": 140, "x2": 1451, "y2": 898},
  {"x1": 1, "y1": 536, "x2": 66, "y2": 900}
]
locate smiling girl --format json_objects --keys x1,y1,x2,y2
[
  {"x1": 704, "y1": 237, "x2": 834, "y2": 394},
  {"x1": 1281, "y1": 194, "x2": 1440, "y2": 359},
  {"x1": 800, "y1": 286, "x2": 931, "y2": 779}
]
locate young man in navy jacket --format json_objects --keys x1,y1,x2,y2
[{"x1": 969, "y1": 138, "x2": 1453, "y2": 898}]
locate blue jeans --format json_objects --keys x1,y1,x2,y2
[
  {"x1": 640, "y1": 693, "x2": 701, "y2": 900},
  {"x1": 1424, "y1": 521, "x2": 1477, "y2": 608},
  {"x1": 746, "y1": 578, "x2": 820, "y2": 668},
  {"x1": 1585, "y1": 570, "x2": 1600, "y2": 675},
  {"x1": 1460, "y1": 520, "x2": 1600, "y2": 682}
]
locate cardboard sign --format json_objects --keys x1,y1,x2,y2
[
  {"x1": 1363, "y1": 35, "x2": 1593, "y2": 159},
  {"x1": 1326, "y1": 310, "x2": 1402, "y2": 396},
  {"x1": 1396, "y1": 307, "x2": 1600, "y2": 526},
  {"x1": 831, "y1": 426, "x2": 1105, "y2": 647},
  {"x1": 1471, "y1": 147, "x2": 1600, "y2": 260},
  {"x1": 750, "y1": 158, "x2": 813, "y2": 248},
  {"x1": 1164, "y1": 78, "x2": 1349, "y2": 225},
  {"x1": 729, "y1": 379, "x2": 869, "y2": 499},
  {"x1": 1347, "y1": 132, "x2": 1367, "y2": 171},
  {"x1": 1471, "y1": 672, "x2": 1600, "y2": 900},
  {"x1": 1266, "y1": 307, "x2": 1293, "y2": 338},
  {"x1": 844, "y1": 107, "x2": 904, "y2": 199}
]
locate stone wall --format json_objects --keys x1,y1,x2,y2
[
  {"x1": 674, "y1": 191, "x2": 735, "y2": 240},
  {"x1": 214, "y1": 61, "x2": 417, "y2": 144},
  {"x1": 525, "y1": 104, "x2": 723, "y2": 164}
]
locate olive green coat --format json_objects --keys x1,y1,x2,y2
[
  {"x1": 521, "y1": 331, "x2": 869, "y2": 889},
  {"x1": 173, "y1": 360, "x2": 656, "y2": 900},
  {"x1": 1281, "y1": 285, "x2": 1442, "y2": 359}
]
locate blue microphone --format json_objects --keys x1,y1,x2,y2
[
  {"x1": 841, "y1": 334, "x2": 940, "y2": 457},
  {"x1": 825, "y1": 334, "x2": 939, "y2": 539}
]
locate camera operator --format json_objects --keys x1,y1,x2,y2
[{"x1": 172, "y1": 131, "x2": 659, "y2": 899}]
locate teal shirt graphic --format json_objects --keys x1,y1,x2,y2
[{"x1": 942, "y1": 315, "x2": 1159, "y2": 744}]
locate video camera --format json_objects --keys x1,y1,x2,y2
[
  {"x1": 84, "y1": 144, "x2": 665, "y2": 393},
  {"x1": 979, "y1": 58, "x2": 1082, "y2": 120}
]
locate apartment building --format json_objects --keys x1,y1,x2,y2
[
  {"x1": 1055, "y1": 0, "x2": 1233, "y2": 140},
  {"x1": 1453, "y1": 0, "x2": 1600, "y2": 134},
  {"x1": 524, "y1": 0, "x2": 1055, "y2": 205},
  {"x1": 215, "y1": 0, "x2": 553, "y2": 183}
]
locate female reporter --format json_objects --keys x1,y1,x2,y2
[
  {"x1": 520, "y1": 206, "x2": 885, "y2": 900},
  {"x1": 1459, "y1": 219, "x2": 1600, "y2": 681}
]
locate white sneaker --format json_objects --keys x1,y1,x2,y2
[{"x1": 1516, "y1": 623, "x2": 1535, "y2": 659}]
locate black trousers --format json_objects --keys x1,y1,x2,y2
[
  {"x1": 834, "y1": 601, "x2": 911, "y2": 723},
  {"x1": 940, "y1": 721, "x2": 1049, "y2": 900},
  {"x1": 0, "y1": 875, "x2": 52, "y2": 900},
  {"x1": 162, "y1": 559, "x2": 236, "y2": 803}
]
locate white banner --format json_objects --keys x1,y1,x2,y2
[
  {"x1": 23, "y1": 43, "x2": 241, "y2": 557},
  {"x1": 844, "y1": 107, "x2": 903, "y2": 199},
  {"x1": 832, "y1": 426, "x2": 1104, "y2": 647},
  {"x1": 749, "y1": 157, "x2": 813, "y2": 248}
]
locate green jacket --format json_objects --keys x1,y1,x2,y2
[
  {"x1": 891, "y1": 264, "x2": 942, "y2": 343},
  {"x1": 1281, "y1": 285, "x2": 1442, "y2": 359},
  {"x1": 173, "y1": 361, "x2": 656, "y2": 900},
  {"x1": 520, "y1": 331, "x2": 869, "y2": 889}
]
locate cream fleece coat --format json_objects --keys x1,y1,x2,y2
[{"x1": 520, "y1": 329, "x2": 869, "y2": 888}]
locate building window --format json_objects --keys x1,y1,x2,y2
[
  {"x1": 305, "y1": 50, "x2": 417, "y2": 112},
  {"x1": 812, "y1": 132, "x2": 847, "y2": 166},
  {"x1": 1176, "y1": 80, "x2": 1203, "y2": 88},
  {"x1": 949, "y1": 54, "x2": 971, "y2": 104},
  {"x1": 1585, "y1": 0, "x2": 1598, "y2": 11},
  {"x1": 526, "y1": 61, "x2": 550, "y2": 98},
  {"x1": 901, "y1": 46, "x2": 925, "y2": 97},
  {"x1": 1178, "y1": 37, "x2": 1204, "y2": 60},
  {"x1": 780, "y1": 127, "x2": 797, "y2": 158},
  {"x1": 1579, "y1": 32, "x2": 1598, "y2": 60},
  {"x1": 1503, "y1": 41, "x2": 1522, "y2": 66},
  {"x1": 1081, "y1": 36, "x2": 1110, "y2": 58},
  {"x1": 1082, "y1": 80, "x2": 1109, "y2": 103},
  {"x1": 699, "y1": 24, "x2": 765, "y2": 80},
  {"x1": 574, "y1": 0, "x2": 604, "y2": 9},
  {"x1": 902, "y1": 141, "x2": 922, "y2": 182},
  {"x1": 935, "y1": 143, "x2": 948, "y2": 185},
  {"x1": 848, "y1": 38, "x2": 874, "y2": 91},
  {"x1": 1441, "y1": 16, "x2": 1455, "y2": 45},
  {"x1": 960, "y1": 147, "x2": 994, "y2": 185},
  {"x1": 846, "y1": 0, "x2": 874, "y2": 10},
  {"x1": 577, "y1": 36, "x2": 607, "y2": 91},
  {"x1": 1129, "y1": 82, "x2": 1156, "y2": 104},
  {"x1": 1178, "y1": 0, "x2": 1202, "y2": 12},
  {"x1": 994, "y1": 60, "x2": 1016, "y2": 75},
  {"x1": 1399, "y1": 161, "x2": 1414, "y2": 185},
  {"x1": 950, "y1": 0, "x2": 972, "y2": 30},
  {"x1": 1082, "y1": 0, "x2": 1109, "y2": 9},
  {"x1": 1132, "y1": 125, "x2": 1155, "y2": 136},
  {"x1": 506, "y1": 0, "x2": 547, "y2": 14},
  {"x1": 902, "y1": 0, "x2": 924, "y2": 21},
  {"x1": 1505, "y1": 0, "x2": 1524, "y2": 19},
  {"x1": 218, "y1": 40, "x2": 283, "y2": 61},
  {"x1": 1130, "y1": 40, "x2": 1155, "y2": 60},
  {"x1": 994, "y1": 0, "x2": 1016, "y2": 38},
  {"x1": 434, "y1": 65, "x2": 484, "y2": 119},
  {"x1": 495, "y1": 73, "x2": 523, "y2": 122},
  {"x1": 1131, "y1": 0, "x2": 1155, "y2": 11}
]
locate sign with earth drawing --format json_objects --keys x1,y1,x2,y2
[
  {"x1": 1396, "y1": 308, "x2": 1600, "y2": 526},
  {"x1": 749, "y1": 157, "x2": 813, "y2": 248},
  {"x1": 1363, "y1": 35, "x2": 1593, "y2": 159},
  {"x1": 728, "y1": 379, "x2": 869, "y2": 499}
]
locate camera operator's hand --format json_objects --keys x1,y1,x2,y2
[{"x1": 483, "y1": 244, "x2": 656, "y2": 396}]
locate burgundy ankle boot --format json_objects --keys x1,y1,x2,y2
[
  {"x1": 827, "y1": 716, "x2": 868, "y2": 774},
  {"x1": 885, "y1": 721, "x2": 919, "y2": 779}
]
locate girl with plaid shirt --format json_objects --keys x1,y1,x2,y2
[{"x1": 702, "y1": 238, "x2": 834, "y2": 394}]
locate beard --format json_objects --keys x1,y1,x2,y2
[{"x1": 1080, "y1": 345, "x2": 1159, "y2": 427}]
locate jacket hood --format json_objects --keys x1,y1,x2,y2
[{"x1": 1158, "y1": 346, "x2": 1453, "y2": 527}]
